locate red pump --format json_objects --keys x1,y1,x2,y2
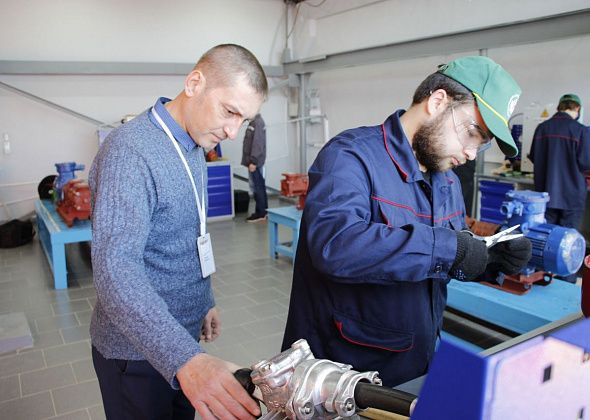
[
  {"x1": 56, "y1": 179, "x2": 92, "y2": 227},
  {"x1": 280, "y1": 173, "x2": 309, "y2": 210}
]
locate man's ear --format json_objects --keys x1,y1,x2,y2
[
  {"x1": 185, "y1": 70, "x2": 205, "y2": 97},
  {"x1": 426, "y1": 89, "x2": 449, "y2": 117}
]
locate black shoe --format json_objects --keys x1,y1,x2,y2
[{"x1": 246, "y1": 213, "x2": 267, "y2": 223}]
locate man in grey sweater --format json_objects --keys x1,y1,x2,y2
[{"x1": 89, "y1": 44, "x2": 266, "y2": 420}]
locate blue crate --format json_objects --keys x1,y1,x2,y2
[{"x1": 479, "y1": 181, "x2": 514, "y2": 224}]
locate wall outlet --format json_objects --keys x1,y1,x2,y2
[{"x1": 3, "y1": 133, "x2": 10, "y2": 155}]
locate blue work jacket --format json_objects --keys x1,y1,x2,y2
[
  {"x1": 282, "y1": 110, "x2": 466, "y2": 387},
  {"x1": 529, "y1": 112, "x2": 590, "y2": 210}
]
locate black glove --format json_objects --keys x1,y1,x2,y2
[
  {"x1": 486, "y1": 237, "x2": 532, "y2": 275},
  {"x1": 450, "y1": 231, "x2": 489, "y2": 281}
]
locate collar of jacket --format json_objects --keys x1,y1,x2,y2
[
  {"x1": 381, "y1": 110, "x2": 429, "y2": 184},
  {"x1": 552, "y1": 111, "x2": 575, "y2": 121},
  {"x1": 382, "y1": 110, "x2": 457, "y2": 195}
]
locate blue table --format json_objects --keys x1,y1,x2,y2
[
  {"x1": 447, "y1": 279, "x2": 582, "y2": 334},
  {"x1": 267, "y1": 206, "x2": 302, "y2": 261},
  {"x1": 35, "y1": 199, "x2": 92, "y2": 289}
]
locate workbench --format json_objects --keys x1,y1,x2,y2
[
  {"x1": 35, "y1": 199, "x2": 92, "y2": 289},
  {"x1": 267, "y1": 206, "x2": 302, "y2": 261},
  {"x1": 447, "y1": 279, "x2": 581, "y2": 334}
]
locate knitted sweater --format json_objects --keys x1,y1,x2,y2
[{"x1": 89, "y1": 105, "x2": 214, "y2": 389}]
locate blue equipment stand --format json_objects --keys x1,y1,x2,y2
[
  {"x1": 412, "y1": 315, "x2": 590, "y2": 419},
  {"x1": 35, "y1": 199, "x2": 92, "y2": 289},
  {"x1": 267, "y1": 206, "x2": 302, "y2": 261}
]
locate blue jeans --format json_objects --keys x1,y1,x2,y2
[{"x1": 249, "y1": 167, "x2": 268, "y2": 216}]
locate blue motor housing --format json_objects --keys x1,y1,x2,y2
[
  {"x1": 499, "y1": 190, "x2": 586, "y2": 277},
  {"x1": 54, "y1": 162, "x2": 85, "y2": 202},
  {"x1": 526, "y1": 223, "x2": 586, "y2": 276},
  {"x1": 500, "y1": 190, "x2": 548, "y2": 232}
]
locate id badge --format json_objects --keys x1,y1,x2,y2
[{"x1": 197, "y1": 233, "x2": 216, "y2": 278}]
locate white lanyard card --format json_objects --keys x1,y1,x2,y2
[
  {"x1": 152, "y1": 107, "x2": 216, "y2": 278},
  {"x1": 197, "y1": 233, "x2": 216, "y2": 278}
]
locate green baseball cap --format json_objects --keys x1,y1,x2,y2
[
  {"x1": 438, "y1": 56, "x2": 522, "y2": 157},
  {"x1": 559, "y1": 93, "x2": 581, "y2": 106}
]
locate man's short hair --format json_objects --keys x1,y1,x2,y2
[
  {"x1": 557, "y1": 100, "x2": 581, "y2": 112},
  {"x1": 195, "y1": 44, "x2": 268, "y2": 98},
  {"x1": 411, "y1": 72, "x2": 473, "y2": 106}
]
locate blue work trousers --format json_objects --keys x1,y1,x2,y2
[
  {"x1": 249, "y1": 167, "x2": 268, "y2": 216},
  {"x1": 545, "y1": 208, "x2": 584, "y2": 229}
]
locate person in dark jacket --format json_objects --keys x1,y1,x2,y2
[
  {"x1": 282, "y1": 56, "x2": 532, "y2": 388},
  {"x1": 529, "y1": 94, "x2": 590, "y2": 229},
  {"x1": 241, "y1": 113, "x2": 268, "y2": 222}
]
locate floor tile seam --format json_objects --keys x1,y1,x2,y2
[
  {"x1": 58, "y1": 328, "x2": 69, "y2": 344},
  {"x1": 41, "y1": 338, "x2": 92, "y2": 367},
  {"x1": 218, "y1": 271, "x2": 259, "y2": 281},
  {"x1": 86, "y1": 404, "x2": 104, "y2": 419},
  {"x1": 21, "y1": 378, "x2": 79, "y2": 398},
  {"x1": 0, "y1": 387, "x2": 53, "y2": 403},
  {"x1": 37, "y1": 316, "x2": 83, "y2": 334},
  {"x1": 217, "y1": 293, "x2": 260, "y2": 306},
  {"x1": 48, "y1": 387, "x2": 58, "y2": 419},
  {"x1": 85, "y1": 407, "x2": 94, "y2": 420},
  {"x1": 18, "y1": 371, "x2": 23, "y2": 400},
  {"x1": 51, "y1": 300, "x2": 93, "y2": 313},
  {"x1": 60, "y1": 323, "x2": 90, "y2": 334},
  {"x1": 21, "y1": 373, "x2": 90, "y2": 398},
  {"x1": 0, "y1": 347, "x2": 43, "y2": 362},
  {"x1": 74, "y1": 311, "x2": 92, "y2": 325},
  {"x1": 246, "y1": 286, "x2": 290, "y2": 299},
  {"x1": 39, "y1": 407, "x2": 89, "y2": 420},
  {"x1": 72, "y1": 376, "x2": 98, "y2": 387},
  {"x1": 13, "y1": 360, "x2": 75, "y2": 380},
  {"x1": 244, "y1": 281, "x2": 291, "y2": 292},
  {"x1": 239, "y1": 315, "x2": 286, "y2": 336}
]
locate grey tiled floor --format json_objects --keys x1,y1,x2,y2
[{"x1": 0, "y1": 199, "x2": 295, "y2": 419}]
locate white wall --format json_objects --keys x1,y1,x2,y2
[
  {"x1": 291, "y1": 0, "x2": 590, "y2": 60},
  {"x1": 306, "y1": 33, "x2": 590, "y2": 166},
  {"x1": 288, "y1": 0, "x2": 590, "y2": 168},
  {"x1": 0, "y1": 0, "x2": 287, "y2": 64},
  {"x1": 0, "y1": 0, "x2": 289, "y2": 221},
  {"x1": 1, "y1": 0, "x2": 589, "y2": 221}
]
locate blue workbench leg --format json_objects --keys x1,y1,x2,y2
[
  {"x1": 268, "y1": 220, "x2": 278, "y2": 259},
  {"x1": 292, "y1": 227, "x2": 300, "y2": 260},
  {"x1": 50, "y1": 238, "x2": 68, "y2": 289}
]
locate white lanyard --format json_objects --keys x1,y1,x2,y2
[{"x1": 151, "y1": 108, "x2": 206, "y2": 236}]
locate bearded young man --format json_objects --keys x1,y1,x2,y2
[{"x1": 282, "y1": 56, "x2": 532, "y2": 387}]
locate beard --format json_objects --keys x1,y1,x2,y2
[{"x1": 412, "y1": 109, "x2": 451, "y2": 173}]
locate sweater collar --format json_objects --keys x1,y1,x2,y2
[{"x1": 150, "y1": 97, "x2": 197, "y2": 152}]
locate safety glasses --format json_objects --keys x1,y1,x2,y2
[{"x1": 451, "y1": 106, "x2": 493, "y2": 153}]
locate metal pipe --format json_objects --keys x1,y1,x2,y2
[
  {"x1": 0, "y1": 81, "x2": 111, "y2": 127},
  {"x1": 0, "y1": 181, "x2": 37, "y2": 188},
  {"x1": 298, "y1": 73, "x2": 309, "y2": 173},
  {"x1": 472, "y1": 48, "x2": 489, "y2": 218}
]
